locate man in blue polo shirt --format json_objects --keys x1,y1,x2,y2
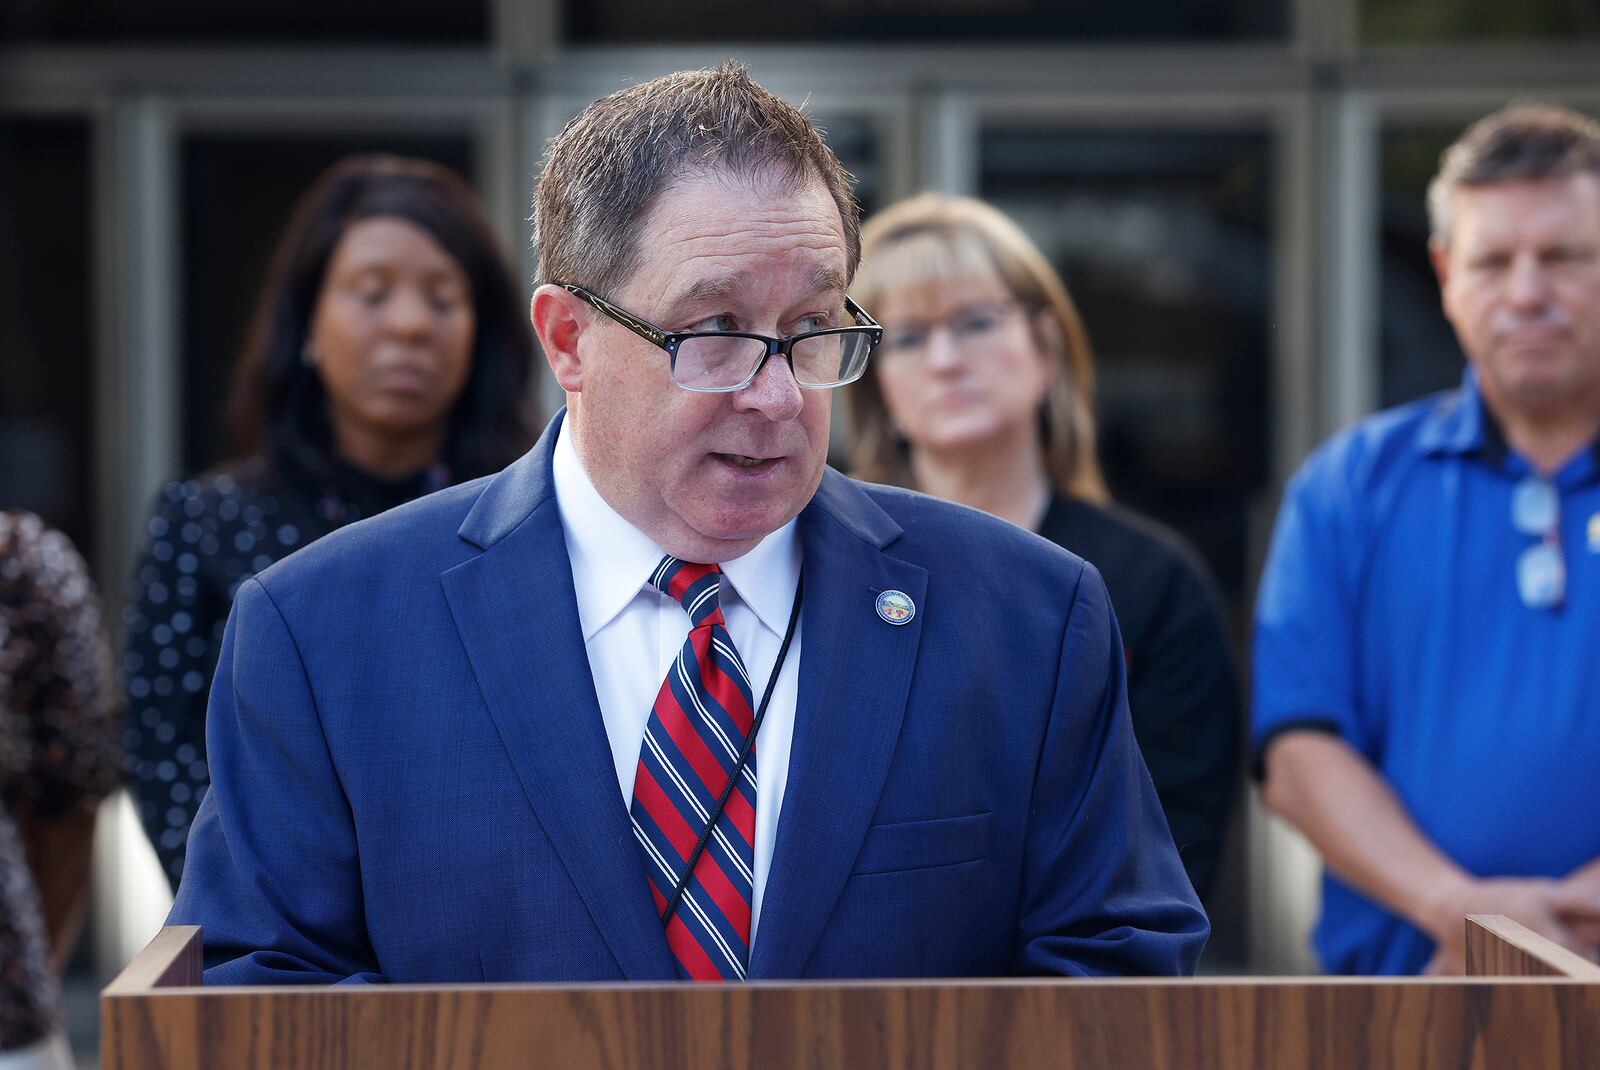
[{"x1": 1254, "y1": 103, "x2": 1600, "y2": 975}]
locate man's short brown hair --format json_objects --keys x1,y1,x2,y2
[
  {"x1": 1428, "y1": 102, "x2": 1600, "y2": 245},
  {"x1": 533, "y1": 62, "x2": 861, "y2": 296}
]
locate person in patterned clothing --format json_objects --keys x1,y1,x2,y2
[{"x1": 1, "y1": 512, "x2": 118, "y2": 1068}]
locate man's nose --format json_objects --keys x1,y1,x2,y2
[
  {"x1": 732, "y1": 350, "x2": 805, "y2": 421},
  {"x1": 1506, "y1": 254, "x2": 1554, "y2": 310}
]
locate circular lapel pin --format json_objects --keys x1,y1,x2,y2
[{"x1": 875, "y1": 589, "x2": 916, "y2": 626}]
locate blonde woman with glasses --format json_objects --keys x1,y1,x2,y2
[{"x1": 849, "y1": 193, "x2": 1240, "y2": 900}]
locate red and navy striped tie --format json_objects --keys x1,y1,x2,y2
[{"x1": 630, "y1": 556, "x2": 758, "y2": 981}]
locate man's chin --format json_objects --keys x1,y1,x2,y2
[
  {"x1": 654, "y1": 528, "x2": 765, "y2": 565},
  {"x1": 664, "y1": 505, "x2": 801, "y2": 561},
  {"x1": 704, "y1": 510, "x2": 792, "y2": 543},
  {"x1": 1502, "y1": 370, "x2": 1590, "y2": 409},
  {"x1": 1480, "y1": 353, "x2": 1593, "y2": 410},
  {"x1": 652, "y1": 465, "x2": 824, "y2": 559}
]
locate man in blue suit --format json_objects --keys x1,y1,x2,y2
[{"x1": 169, "y1": 62, "x2": 1208, "y2": 983}]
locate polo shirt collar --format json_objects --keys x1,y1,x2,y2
[
  {"x1": 1417, "y1": 366, "x2": 1600, "y2": 476},
  {"x1": 1417, "y1": 367, "x2": 1504, "y2": 464},
  {"x1": 551, "y1": 419, "x2": 799, "y2": 643}
]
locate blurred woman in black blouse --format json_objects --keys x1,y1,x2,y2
[
  {"x1": 124, "y1": 155, "x2": 537, "y2": 889},
  {"x1": 848, "y1": 193, "x2": 1240, "y2": 901}
]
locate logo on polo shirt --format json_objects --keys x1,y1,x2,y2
[{"x1": 1589, "y1": 512, "x2": 1600, "y2": 553}]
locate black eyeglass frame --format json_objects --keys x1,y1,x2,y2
[{"x1": 561, "y1": 282, "x2": 883, "y2": 393}]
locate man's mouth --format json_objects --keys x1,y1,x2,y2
[
  {"x1": 715, "y1": 453, "x2": 776, "y2": 470},
  {"x1": 1504, "y1": 331, "x2": 1566, "y2": 346}
]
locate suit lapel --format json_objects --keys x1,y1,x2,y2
[
  {"x1": 750, "y1": 473, "x2": 926, "y2": 978},
  {"x1": 439, "y1": 420, "x2": 675, "y2": 980}
]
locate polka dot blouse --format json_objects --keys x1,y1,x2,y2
[
  {"x1": 123, "y1": 448, "x2": 445, "y2": 889},
  {"x1": 1, "y1": 512, "x2": 118, "y2": 1052}
]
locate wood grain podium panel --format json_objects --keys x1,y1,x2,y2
[
  {"x1": 103, "y1": 922, "x2": 1600, "y2": 1070},
  {"x1": 1464, "y1": 913, "x2": 1600, "y2": 980}
]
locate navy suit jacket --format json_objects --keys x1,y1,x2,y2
[{"x1": 169, "y1": 414, "x2": 1208, "y2": 982}]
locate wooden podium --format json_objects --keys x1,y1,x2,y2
[{"x1": 103, "y1": 916, "x2": 1600, "y2": 1069}]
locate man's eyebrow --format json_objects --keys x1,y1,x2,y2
[
  {"x1": 811, "y1": 266, "x2": 848, "y2": 295},
  {"x1": 659, "y1": 265, "x2": 849, "y2": 320},
  {"x1": 661, "y1": 272, "x2": 752, "y2": 314}
]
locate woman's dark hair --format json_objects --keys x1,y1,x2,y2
[{"x1": 229, "y1": 154, "x2": 536, "y2": 480}]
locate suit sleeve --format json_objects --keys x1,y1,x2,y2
[
  {"x1": 1012, "y1": 564, "x2": 1210, "y2": 977},
  {"x1": 166, "y1": 577, "x2": 385, "y2": 984}
]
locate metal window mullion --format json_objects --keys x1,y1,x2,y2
[
  {"x1": 1243, "y1": 88, "x2": 1329, "y2": 978},
  {"x1": 919, "y1": 89, "x2": 977, "y2": 195},
  {"x1": 92, "y1": 94, "x2": 180, "y2": 610},
  {"x1": 878, "y1": 93, "x2": 920, "y2": 205},
  {"x1": 529, "y1": 91, "x2": 575, "y2": 420},
  {"x1": 1293, "y1": 0, "x2": 1357, "y2": 64},
  {"x1": 1366, "y1": 85, "x2": 1600, "y2": 126},
  {"x1": 475, "y1": 96, "x2": 525, "y2": 278},
  {"x1": 1273, "y1": 93, "x2": 1322, "y2": 474},
  {"x1": 91, "y1": 91, "x2": 184, "y2": 975},
  {"x1": 1350, "y1": 46, "x2": 1600, "y2": 94},
  {"x1": 167, "y1": 94, "x2": 505, "y2": 131},
  {"x1": 1321, "y1": 91, "x2": 1380, "y2": 435},
  {"x1": 492, "y1": 0, "x2": 559, "y2": 66}
]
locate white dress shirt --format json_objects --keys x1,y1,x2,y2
[{"x1": 551, "y1": 419, "x2": 801, "y2": 947}]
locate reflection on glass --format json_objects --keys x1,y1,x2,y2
[
  {"x1": 820, "y1": 116, "x2": 882, "y2": 218},
  {"x1": 1362, "y1": 0, "x2": 1600, "y2": 43},
  {"x1": 2, "y1": 0, "x2": 488, "y2": 44},
  {"x1": 563, "y1": 0, "x2": 1285, "y2": 43},
  {"x1": 0, "y1": 120, "x2": 93, "y2": 553},
  {"x1": 180, "y1": 134, "x2": 477, "y2": 472},
  {"x1": 1378, "y1": 127, "x2": 1465, "y2": 409},
  {"x1": 980, "y1": 128, "x2": 1274, "y2": 624}
]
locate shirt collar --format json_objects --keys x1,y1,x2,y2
[
  {"x1": 718, "y1": 510, "x2": 801, "y2": 640},
  {"x1": 1416, "y1": 367, "x2": 1508, "y2": 466},
  {"x1": 1417, "y1": 366, "x2": 1600, "y2": 477},
  {"x1": 552, "y1": 419, "x2": 801, "y2": 642}
]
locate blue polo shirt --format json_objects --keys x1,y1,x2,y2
[{"x1": 1252, "y1": 370, "x2": 1600, "y2": 975}]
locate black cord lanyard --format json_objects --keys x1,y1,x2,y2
[{"x1": 660, "y1": 572, "x2": 805, "y2": 928}]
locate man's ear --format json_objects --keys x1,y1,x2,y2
[
  {"x1": 531, "y1": 284, "x2": 590, "y2": 393},
  {"x1": 1429, "y1": 238, "x2": 1452, "y2": 301}
]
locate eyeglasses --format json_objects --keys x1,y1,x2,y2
[
  {"x1": 1512, "y1": 476, "x2": 1564, "y2": 610},
  {"x1": 878, "y1": 300, "x2": 1022, "y2": 359},
  {"x1": 561, "y1": 283, "x2": 882, "y2": 393}
]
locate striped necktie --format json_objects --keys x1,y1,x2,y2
[{"x1": 630, "y1": 556, "x2": 758, "y2": 981}]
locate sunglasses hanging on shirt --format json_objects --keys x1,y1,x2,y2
[{"x1": 1511, "y1": 476, "x2": 1564, "y2": 611}]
